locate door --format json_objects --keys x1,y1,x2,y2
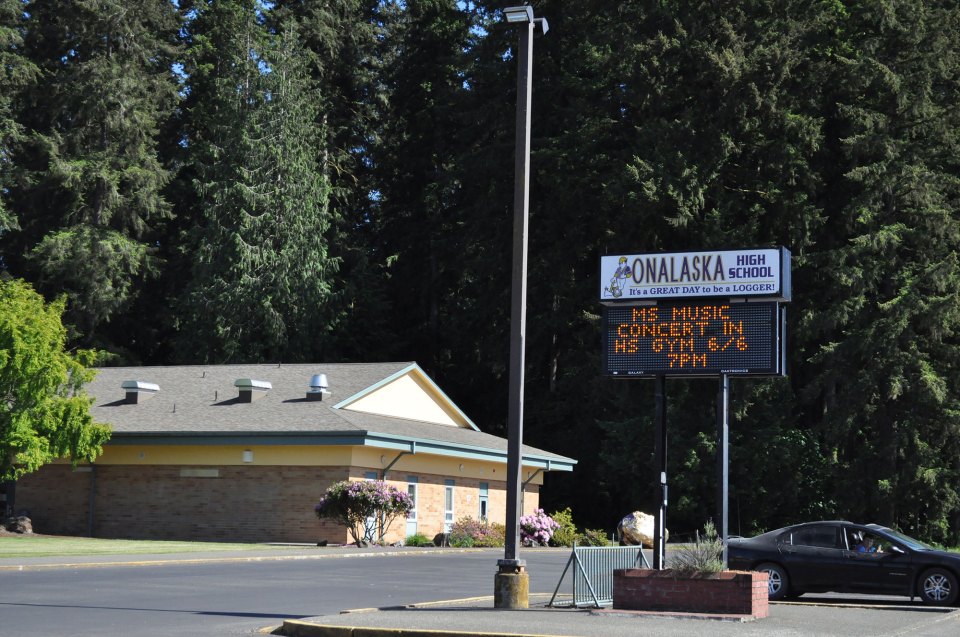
[
  {"x1": 780, "y1": 524, "x2": 845, "y2": 591},
  {"x1": 839, "y1": 526, "x2": 913, "y2": 594}
]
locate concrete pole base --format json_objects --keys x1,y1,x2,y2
[{"x1": 494, "y1": 567, "x2": 529, "y2": 609}]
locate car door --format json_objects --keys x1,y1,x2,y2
[
  {"x1": 780, "y1": 523, "x2": 846, "y2": 591},
  {"x1": 839, "y1": 526, "x2": 913, "y2": 594}
]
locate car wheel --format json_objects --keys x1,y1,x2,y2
[
  {"x1": 757, "y1": 562, "x2": 789, "y2": 600},
  {"x1": 918, "y1": 568, "x2": 959, "y2": 606}
]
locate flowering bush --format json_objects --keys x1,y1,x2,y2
[
  {"x1": 520, "y1": 508, "x2": 560, "y2": 546},
  {"x1": 449, "y1": 516, "x2": 505, "y2": 547},
  {"x1": 315, "y1": 480, "x2": 413, "y2": 546}
]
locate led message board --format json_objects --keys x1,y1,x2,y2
[{"x1": 603, "y1": 301, "x2": 785, "y2": 377}]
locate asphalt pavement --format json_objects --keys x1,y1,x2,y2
[{"x1": 3, "y1": 544, "x2": 960, "y2": 637}]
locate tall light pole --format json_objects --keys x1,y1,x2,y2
[{"x1": 494, "y1": 4, "x2": 548, "y2": 610}]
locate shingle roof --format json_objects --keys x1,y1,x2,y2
[{"x1": 86, "y1": 363, "x2": 575, "y2": 469}]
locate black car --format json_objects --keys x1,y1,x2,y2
[{"x1": 727, "y1": 520, "x2": 960, "y2": 605}]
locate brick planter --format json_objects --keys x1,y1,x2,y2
[{"x1": 613, "y1": 569, "x2": 769, "y2": 618}]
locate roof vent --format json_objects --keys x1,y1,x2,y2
[
  {"x1": 306, "y1": 374, "x2": 330, "y2": 401},
  {"x1": 121, "y1": 380, "x2": 160, "y2": 404},
  {"x1": 234, "y1": 378, "x2": 272, "y2": 403}
]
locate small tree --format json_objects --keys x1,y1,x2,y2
[
  {"x1": 548, "y1": 507, "x2": 578, "y2": 547},
  {"x1": 0, "y1": 279, "x2": 111, "y2": 480},
  {"x1": 315, "y1": 480, "x2": 412, "y2": 546}
]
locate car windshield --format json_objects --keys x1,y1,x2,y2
[{"x1": 875, "y1": 527, "x2": 933, "y2": 551}]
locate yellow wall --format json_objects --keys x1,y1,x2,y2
[
  {"x1": 93, "y1": 444, "x2": 545, "y2": 486},
  {"x1": 343, "y1": 372, "x2": 466, "y2": 427},
  {"x1": 98, "y1": 445, "x2": 354, "y2": 466}
]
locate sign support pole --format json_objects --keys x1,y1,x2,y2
[
  {"x1": 653, "y1": 375, "x2": 668, "y2": 570},
  {"x1": 716, "y1": 373, "x2": 729, "y2": 567}
]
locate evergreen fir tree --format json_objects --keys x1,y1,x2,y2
[
  {"x1": 266, "y1": 1, "x2": 393, "y2": 361},
  {"x1": 0, "y1": 0, "x2": 36, "y2": 236},
  {"x1": 800, "y1": 0, "x2": 960, "y2": 540},
  {"x1": 3, "y1": 0, "x2": 180, "y2": 349},
  {"x1": 367, "y1": 0, "x2": 472, "y2": 375},
  {"x1": 175, "y1": 2, "x2": 338, "y2": 363}
]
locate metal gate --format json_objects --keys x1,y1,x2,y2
[{"x1": 548, "y1": 544, "x2": 651, "y2": 608}]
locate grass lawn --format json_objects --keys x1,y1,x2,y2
[{"x1": 0, "y1": 534, "x2": 294, "y2": 559}]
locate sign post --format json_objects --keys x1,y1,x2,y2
[
  {"x1": 717, "y1": 374, "x2": 729, "y2": 567},
  {"x1": 653, "y1": 375, "x2": 667, "y2": 569}
]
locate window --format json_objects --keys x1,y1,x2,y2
[
  {"x1": 479, "y1": 482, "x2": 489, "y2": 520},
  {"x1": 364, "y1": 472, "x2": 378, "y2": 540},
  {"x1": 444, "y1": 479, "x2": 455, "y2": 533},
  {"x1": 407, "y1": 476, "x2": 419, "y2": 520},
  {"x1": 406, "y1": 476, "x2": 418, "y2": 537},
  {"x1": 790, "y1": 525, "x2": 839, "y2": 548}
]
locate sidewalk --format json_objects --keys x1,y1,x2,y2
[{"x1": 280, "y1": 595, "x2": 960, "y2": 637}]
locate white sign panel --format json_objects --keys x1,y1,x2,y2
[{"x1": 600, "y1": 248, "x2": 790, "y2": 303}]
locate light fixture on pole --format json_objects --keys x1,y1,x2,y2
[{"x1": 494, "y1": 4, "x2": 547, "y2": 610}]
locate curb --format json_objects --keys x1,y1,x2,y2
[
  {"x1": 278, "y1": 619, "x2": 576, "y2": 637},
  {"x1": 277, "y1": 595, "x2": 574, "y2": 637},
  {"x1": 590, "y1": 607, "x2": 759, "y2": 622}
]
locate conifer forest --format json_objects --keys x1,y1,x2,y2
[{"x1": 3, "y1": 1, "x2": 960, "y2": 543}]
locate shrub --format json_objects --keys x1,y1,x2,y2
[
  {"x1": 449, "y1": 516, "x2": 505, "y2": 547},
  {"x1": 548, "y1": 508, "x2": 578, "y2": 547},
  {"x1": 668, "y1": 520, "x2": 724, "y2": 577},
  {"x1": 405, "y1": 533, "x2": 432, "y2": 547},
  {"x1": 315, "y1": 480, "x2": 413, "y2": 546},
  {"x1": 578, "y1": 529, "x2": 611, "y2": 546},
  {"x1": 520, "y1": 508, "x2": 560, "y2": 546}
]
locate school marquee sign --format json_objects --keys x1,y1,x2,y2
[
  {"x1": 599, "y1": 247, "x2": 791, "y2": 378},
  {"x1": 599, "y1": 247, "x2": 791, "y2": 303}
]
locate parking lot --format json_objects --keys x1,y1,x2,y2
[{"x1": 2, "y1": 547, "x2": 959, "y2": 637}]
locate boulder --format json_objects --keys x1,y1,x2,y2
[
  {"x1": 4, "y1": 515, "x2": 32, "y2": 534},
  {"x1": 618, "y1": 511, "x2": 666, "y2": 548}
]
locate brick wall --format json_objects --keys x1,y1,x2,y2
[
  {"x1": 612, "y1": 569, "x2": 769, "y2": 617},
  {"x1": 379, "y1": 475, "x2": 539, "y2": 543},
  {"x1": 18, "y1": 464, "x2": 351, "y2": 542},
  {"x1": 14, "y1": 465, "x2": 91, "y2": 536},
  {"x1": 16, "y1": 462, "x2": 541, "y2": 544}
]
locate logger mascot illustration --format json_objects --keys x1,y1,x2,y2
[{"x1": 608, "y1": 256, "x2": 631, "y2": 298}]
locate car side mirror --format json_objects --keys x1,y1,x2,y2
[{"x1": 890, "y1": 545, "x2": 905, "y2": 555}]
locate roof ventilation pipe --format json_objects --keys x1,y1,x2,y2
[
  {"x1": 121, "y1": 380, "x2": 160, "y2": 404},
  {"x1": 306, "y1": 374, "x2": 330, "y2": 401},
  {"x1": 234, "y1": 379, "x2": 272, "y2": 403}
]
